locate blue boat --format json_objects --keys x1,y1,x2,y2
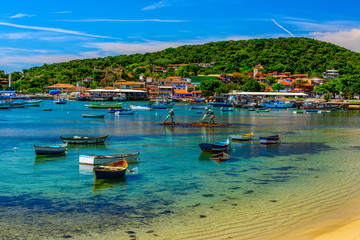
[
  {"x1": 259, "y1": 134, "x2": 280, "y2": 144},
  {"x1": 53, "y1": 98, "x2": 67, "y2": 104},
  {"x1": 199, "y1": 139, "x2": 231, "y2": 152},
  {"x1": 210, "y1": 102, "x2": 232, "y2": 107},
  {"x1": 33, "y1": 143, "x2": 68, "y2": 155}
]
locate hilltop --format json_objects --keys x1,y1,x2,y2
[{"x1": 3, "y1": 37, "x2": 360, "y2": 91}]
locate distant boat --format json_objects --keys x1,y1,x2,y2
[
  {"x1": 256, "y1": 108, "x2": 271, "y2": 113},
  {"x1": 82, "y1": 114, "x2": 105, "y2": 118},
  {"x1": 89, "y1": 103, "x2": 123, "y2": 109},
  {"x1": 115, "y1": 110, "x2": 134, "y2": 115},
  {"x1": 199, "y1": 139, "x2": 231, "y2": 152},
  {"x1": 261, "y1": 100, "x2": 295, "y2": 108},
  {"x1": 259, "y1": 134, "x2": 280, "y2": 144},
  {"x1": 93, "y1": 159, "x2": 128, "y2": 179},
  {"x1": 53, "y1": 98, "x2": 67, "y2": 104},
  {"x1": 190, "y1": 105, "x2": 210, "y2": 109},
  {"x1": 231, "y1": 132, "x2": 253, "y2": 141},
  {"x1": 79, "y1": 152, "x2": 140, "y2": 165},
  {"x1": 209, "y1": 152, "x2": 231, "y2": 162},
  {"x1": 42, "y1": 108, "x2": 52, "y2": 111},
  {"x1": 33, "y1": 143, "x2": 68, "y2": 155},
  {"x1": 220, "y1": 107, "x2": 233, "y2": 111},
  {"x1": 9, "y1": 101, "x2": 25, "y2": 108},
  {"x1": 0, "y1": 100, "x2": 10, "y2": 109},
  {"x1": 210, "y1": 102, "x2": 232, "y2": 107},
  {"x1": 24, "y1": 99, "x2": 42, "y2": 106},
  {"x1": 130, "y1": 105, "x2": 153, "y2": 111},
  {"x1": 60, "y1": 135, "x2": 108, "y2": 144}
]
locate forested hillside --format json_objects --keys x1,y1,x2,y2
[{"x1": 3, "y1": 37, "x2": 360, "y2": 92}]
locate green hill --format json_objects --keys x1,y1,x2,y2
[{"x1": 6, "y1": 37, "x2": 360, "y2": 91}]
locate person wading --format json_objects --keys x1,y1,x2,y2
[
  {"x1": 209, "y1": 110, "x2": 215, "y2": 123},
  {"x1": 164, "y1": 109, "x2": 175, "y2": 123}
]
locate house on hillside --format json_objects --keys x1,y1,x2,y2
[
  {"x1": 114, "y1": 80, "x2": 146, "y2": 90},
  {"x1": 45, "y1": 83, "x2": 78, "y2": 93},
  {"x1": 323, "y1": 69, "x2": 339, "y2": 79}
]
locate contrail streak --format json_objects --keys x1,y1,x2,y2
[{"x1": 271, "y1": 19, "x2": 295, "y2": 37}]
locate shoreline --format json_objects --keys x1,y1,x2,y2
[{"x1": 269, "y1": 199, "x2": 360, "y2": 240}]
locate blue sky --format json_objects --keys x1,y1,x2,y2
[{"x1": 1, "y1": 0, "x2": 359, "y2": 72}]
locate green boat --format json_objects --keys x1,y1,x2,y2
[
  {"x1": 89, "y1": 103, "x2": 123, "y2": 109},
  {"x1": 256, "y1": 108, "x2": 271, "y2": 113}
]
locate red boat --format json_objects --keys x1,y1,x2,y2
[{"x1": 303, "y1": 100, "x2": 332, "y2": 109}]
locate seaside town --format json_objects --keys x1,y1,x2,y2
[{"x1": 2, "y1": 1, "x2": 360, "y2": 238}]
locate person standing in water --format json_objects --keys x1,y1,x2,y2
[
  {"x1": 209, "y1": 110, "x2": 215, "y2": 123},
  {"x1": 164, "y1": 109, "x2": 175, "y2": 123},
  {"x1": 201, "y1": 107, "x2": 212, "y2": 123}
]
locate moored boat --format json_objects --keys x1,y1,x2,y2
[
  {"x1": 261, "y1": 100, "x2": 295, "y2": 108},
  {"x1": 89, "y1": 103, "x2": 123, "y2": 109},
  {"x1": 115, "y1": 110, "x2": 134, "y2": 115},
  {"x1": 60, "y1": 135, "x2": 109, "y2": 144},
  {"x1": 0, "y1": 100, "x2": 10, "y2": 109},
  {"x1": 259, "y1": 134, "x2": 280, "y2": 144},
  {"x1": 209, "y1": 152, "x2": 231, "y2": 162},
  {"x1": 93, "y1": 159, "x2": 128, "y2": 179},
  {"x1": 231, "y1": 132, "x2": 253, "y2": 141},
  {"x1": 190, "y1": 105, "x2": 210, "y2": 109},
  {"x1": 256, "y1": 108, "x2": 271, "y2": 113},
  {"x1": 199, "y1": 139, "x2": 231, "y2": 152},
  {"x1": 130, "y1": 105, "x2": 153, "y2": 111},
  {"x1": 24, "y1": 99, "x2": 42, "y2": 106},
  {"x1": 82, "y1": 114, "x2": 105, "y2": 118},
  {"x1": 79, "y1": 152, "x2": 140, "y2": 165},
  {"x1": 220, "y1": 107, "x2": 233, "y2": 111},
  {"x1": 53, "y1": 98, "x2": 67, "y2": 104},
  {"x1": 33, "y1": 143, "x2": 68, "y2": 155}
]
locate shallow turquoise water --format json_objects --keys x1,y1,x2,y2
[{"x1": 1, "y1": 101, "x2": 360, "y2": 239}]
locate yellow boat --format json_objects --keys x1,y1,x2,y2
[{"x1": 230, "y1": 132, "x2": 253, "y2": 141}]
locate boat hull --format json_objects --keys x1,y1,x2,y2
[
  {"x1": 79, "y1": 152, "x2": 139, "y2": 165},
  {"x1": 93, "y1": 167, "x2": 127, "y2": 179},
  {"x1": 199, "y1": 139, "x2": 230, "y2": 152},
  {"x1": 82, "y1": 114, "x2": 105, "y2": 118},
  {"x1": 259, "y1": 135, "x2": 280, "y2": 144},
  {"x1": 60, "y1": 135, "x2": 108, "y2": 144},
  {"x1": 33, "y1": 144, "x2": 68, "y2": 155},
  {"x1": 89, "y1": 103, "x2": 123, "y2": 108}
]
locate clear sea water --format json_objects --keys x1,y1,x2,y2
[{"x1": 1, "y1": 101, "x2": 360, "y2": 239}]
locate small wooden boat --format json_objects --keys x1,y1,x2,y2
[
  {"x1": 53, "y1": 98, "x2": 67, "y2": 104},
  {"x1": 79, "y1": 152, "x2": 139, "y2": 165},
  {"x1": 293, "y1": 110, "x2": 304, "y2": 114},
  {"x1": 89, "y1": 103, "x2": 123, "y2": 109},
  {"x1": 209, "y1": 152, "x2": 231, "y2": 162},
  {"x1": 220, "y1": 107, "x2": 233, "y2": 111},
  {"x1": 115, "y1": 110, "x2": 134, "y2": 115},
  {"x1": 82, "y1": 114, "x2": 105, "y2": 118},
  {"x1": 199, "y1": 139, "x2": 231, "y2": 152},
  {"x1": 25, "y1": 99, "x2": 42, "y2": 106},
  {"x1": 259, "y1": 134, "x2": 280, "y2": 144},
  {"x1": 130, "y1": 105, "x2": 153, "y2": 111},
  {"x1": 231, "y1": 132, "x2": 253, "y2": 141},
  {"x1": 318, "y1": 110, "x2": 331, "y2": 114},
  {"x1": 256, "y1": 108, "x2": 271, "y2": 113},
  {"x1": 0, "y1": 100, "x2": 10, "y2": 109},
  {"x1": 93, "y1": 159, "x2": 128, "y2": 179},
  {"x1": 305, "y1": 109, "x2": 319, "y2": 113},
  {"x1": 42, "y1": 108, "x2": 52, "y2": 111},
  {"x1": 33, "y1": 143, "x2": 68, "y2": 155},
  {"x1": 190, "y1": 105, "x2": 210, "y2": 109},
  {"x1": 60, "y1": 135, "x2": 109, "y2": 144}
]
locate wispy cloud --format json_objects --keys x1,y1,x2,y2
[
  {"x1": 9, "y1": 13, "x2": 36, "y2": 19},
  {"x1": 271, "y1": 19, "x2": 295, "y2": 37},
  {"x1": 286, "y1": 20, "x2": 359, "y2": 32},
  {"x1": 142, "y1": 0, "x2": 168, "y2": 10},
  {"x1": 57, "y1": 18, "x2": 186, "y2": 23},
  {"x1": 0, "y1": 22, "x2": 118, "y2": 39},
  {"x1": 0, "y1": 47, "x2": 51, "y2": 54},
  {"x1": 53, "y1": 11, "x2": 72, "y2": 14}
]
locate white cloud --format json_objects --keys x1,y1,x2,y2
[
  {"x1": 0, "y1": 22, "x2": 118, "y2": 39},
  {"x1": 142, "y1": 1, "x2": 168, "y2": 10},
  {"x1": 53, "y1": 11, "x2": 72, "y2": 14},
  {"x1": 0, "y1": 47, "x2": 51, "y2": 54},
  {"x1": 57, "y1": 18, "x2": 186, "y2": 23},
  {"x1": 310, "y1": 29, "x2": 360, "y2": 53},
  {"x1": 9, "y1": 13, "x2": 35, "y2": 19}
]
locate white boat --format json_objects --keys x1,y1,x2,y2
[
  {"x1": 115, "y1": 110, "x2": 134, "y2": 115},
  {"x1": 25, "y1": 99, "x2": 42, "y2": 106},
  {"x1": 130, "y1": 105, "x2": 153, "y2": 111},
  {"x1": 220, "y1": 107, "x2": 234, "y2": 111},
  {"x1": 82, "y1": 114, "x2": 105, "y2": 118},
  {"x1": 231, "y1": 132, "x2": 253, "y2": 141},
  {"x1": 79, "y1": 152, "x2": 139, "y2": 165},
  {"x1": 261, "y1": 100, "x2": 295, "y2": 108},
  {"x1": 33, "y1": 143, "x2": 68, "y2": 155},
  {"x1": 0, "y1": 100, "x2": 10, "y2": 109}
]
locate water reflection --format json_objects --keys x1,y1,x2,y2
[
  {"x1": 33, "y1": 154, "x2": 68, "y2": 165},
  {"x1": 92, "y1": 177, "x2": 127, "y2": 193}
]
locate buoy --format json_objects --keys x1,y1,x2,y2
[
  {"x1": 14, "y1": 147, "x2": 18, "y2": 151},
  {"x1": 232, "y1": 149, "x2": 236, "y2": 152},
  {"x1": 156, "y1": 113, "x2": 158, "y2": 116}
]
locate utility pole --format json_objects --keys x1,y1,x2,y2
[{"x1": 8, "y1": 73, "x2": 11, "y2": 91}]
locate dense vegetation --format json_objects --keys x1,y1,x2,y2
[{"x1": 2, "y1": 37, "x2": 360, "y2": 93}]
